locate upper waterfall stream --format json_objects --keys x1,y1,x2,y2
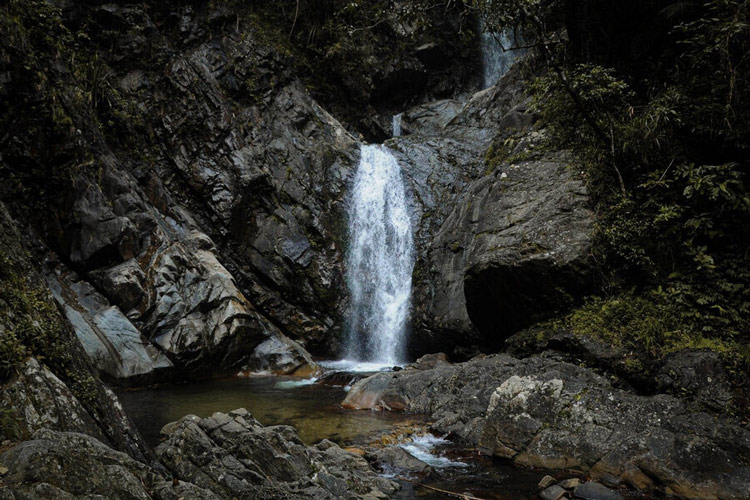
[
  {"x1": 480, "y1": 27, "x2": 525, "y2": 88},
  {"x1": 344, "y1": 144, "x2": 414, "y2": 367}
]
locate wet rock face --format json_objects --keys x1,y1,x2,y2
[
  {"x1": 343, "y1": 355, "x2": 750, "y2": 499},
  {"x1": 391, "y1": 65, "x2": 594, "y2": 356},
  {"x1": 156, "y1": 409, "x2": 398, "y2": 500},
  {"x1": 460, "y1": 158, "x2": 595, "y2": 347}
]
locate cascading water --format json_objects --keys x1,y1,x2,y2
[
  {"x1": 343, "y1": 144, "x2": 414, "y2": 367},
  {"x1": 480, "y1": 27, "x2": 525, "y2": 88},
  {"x1": 392, "y1": 113, "x2": 403, "y2": 137}
]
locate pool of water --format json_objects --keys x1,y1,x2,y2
[{"x1": 117, "y1": 374, "x2": 423, "y2": 447}]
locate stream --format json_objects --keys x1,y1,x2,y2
[{"x1": 118, "y1": 370, "x2": 546, "y2": 500}]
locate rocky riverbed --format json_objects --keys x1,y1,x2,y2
[{"x1": 343, "y1": 354, "x2": 750, "y2": 499}]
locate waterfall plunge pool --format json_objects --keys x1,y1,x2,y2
[{"x1": 117, "y1": 373, "x2": 549, "y2": 500}]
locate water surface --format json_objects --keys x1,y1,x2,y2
[{"x1": 118, "y1": 374, "x2": 423, "y2": 447}]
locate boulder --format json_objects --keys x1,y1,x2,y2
[
  {"x1": 155, "y1": 409, "x2": 399, "y2": 500},
  {"x1": 460, "y1": 157, "x2": 595, "y2": 347},
  {"x1": 540, "y1": 484, "x2": 568, "y2": 500},
  {"x1": 560, "y1": 478, "x2": 581, "y2": 489},
  {"x1": 389, "y1": 63, "x2": 593, "y2": 356},
  {"x1": 538, "y1": 475, "x2": 557, "y2": 489},
  {"x1": 243, "y1": 335, "x2": 319, "y2": 376},
  {"x1": 410, "y1": 352, "x2": 452, "y2": 370},
  {"x1": 46, "y1": 265, "x2": 172, "y2": 382},
  {"x1": 432, "y1": 154, "x2": 594, "y2": 351}
]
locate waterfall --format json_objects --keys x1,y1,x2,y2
[
  {"x1": 480, "y1": 27, "x2": 525, "y2": 88},
  {"x1": 392, "y1": 113, "x2": 403, "y2": 137},
  {"x1": 344, "y1": 144, "x2": 414, "y2": 366}
]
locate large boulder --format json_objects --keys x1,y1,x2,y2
[
  {"x1": 46, "y1": 265, "x2": 172, "y2": 382},
  {"x1": 460, "y1": 155, "x2": 594, "y2": 348},
  {"x1": 156, "y1": 408, "x2": 398, "y2": 500},
  {"x1": 342, "y1": 355, "x2": 750, "y2": 499}
]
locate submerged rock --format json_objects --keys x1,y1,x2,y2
[
  {"x1": 574, "y1": 482, "x2": 623, "y2": 500},
  {"x1": 342, "y1": 354, "x2": 750, "y2": 499},
  {"x1": 368, "y1": 446, "x2": 432, "y2": 475}
]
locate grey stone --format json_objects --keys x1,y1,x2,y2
[
  {"x1": 655, "y1": 349, "x2": 734, "y2": 412},
  {"x1": 0, "y1": 358, "x2": 104, "y2": 442},
  {"x1": 243, "y1": 335, "x2": 318, "y2": 376},
  {"x1": 573, "y1": 482, "x2": 623, "y2": 500},
  {"x1": 0, "y1": 203, "x2": 147, "y2": 459},
  {"x1": 0, "y1": 430, "x2": 218, "y2": 500},
  {"x1": 94, "y1": 259, "x2": 147, "y2": 313},
  {"x1": 538, "y1": 475, "x2": 557, "y2": 489},
  {"x1": 560, "y1": 478, "x2": 581, "y2": 489},
  {"x1": 410, "y1": 352, "x2": 451, "y2": 370},
  {"x1": 46, "y1": 265, "x2": 172, "y2": 381},
  {"x1": 540, "y1": 484, "x2": 568, "y2": 500},
  {"x1": 385, "y1": 64, "x2": 594, "y2": 356},
  {"x1": 401, "y1": 99, "x2": 465, "y2": 136},
  {"x1": 369, "y1": 446, "x2": 432, "y2": 474}
]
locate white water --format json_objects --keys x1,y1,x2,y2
[
  {"x1": 318, "y1": 359, "x2": 399, "y2": 373},
  {"x1": 344, "y1": 144, "x2": 414, "y2": 366},
  {"x1": 274, "y1": 377, "x2": 318, "y2": 389},
  {"x1": 399, "y1": 434, "x2": 468, "y2": 468},
  {"x1": 480, "y1": 27, "x2": 525, "y2": 88},
  {"x1": 392, "y1": 113, "x2": 403, "y2": 137}
]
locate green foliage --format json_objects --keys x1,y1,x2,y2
[
  {"x1": 567, "y1": 291, "x2": 750, "y2": 370},
  {"x1": 568, "y1": 293, "x2": 680, "y2": 354},
  {"x1": 472, "y1": 0, "x2": 563, "y2": 39},
  {"x1": 0, "y1": 253, "x2": 67, "y2": 383},
  {"x1": 0, "y1": 408, "x2": 25, "y2": 441},
  {"x1": 486, "y1": 0, "x2": 750, "y2": 365},
  {"x1": 674, "y1": 0, "x2": 750, "y2": 147},
  {"x1": 227, "y1": 0, "x2": 473, "y2": 124}
]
